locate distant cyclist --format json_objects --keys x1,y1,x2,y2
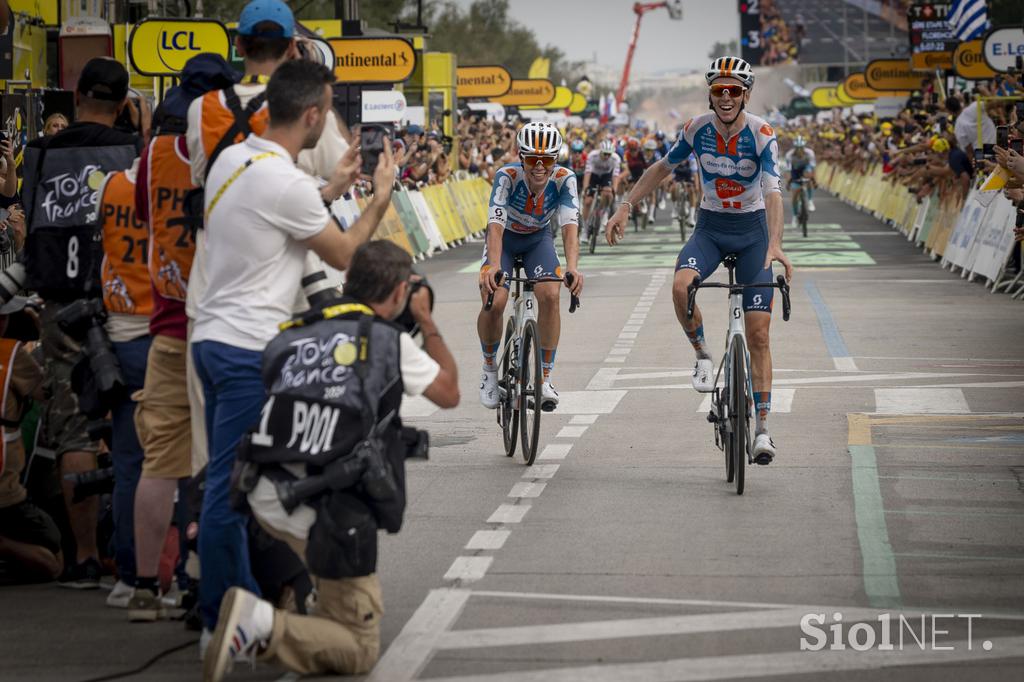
[
  {"x1": 581, "y1": 139, "x2": 622, "y2": 230},
  {"x1": 606, "y1": 56, "x2": 792, "y2": 464},
  {"x1": 478, "y1": 122, "x2": 584, "y2": 411},
  {"x1": 785, "y1": 135, "x2": 816, "y2": 225},
  {"x1": 569, "y1": 138, "x2": 588, "y2": 188}
]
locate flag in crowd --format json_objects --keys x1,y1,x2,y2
[{"x1": 947, "y1": 0, "x2": 989, "y2": 41}]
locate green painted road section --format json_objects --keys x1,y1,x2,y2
[
  {"x1": 459, "y1": 220, "x2": 875, "y2": 273},
  {"x1": 849, "y1": 444, "x2": 903, "y2": 609}
]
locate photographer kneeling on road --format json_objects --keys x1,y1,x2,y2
[
  {"x1": 191, "y1": 58, "x2": 396, "y2": 639},
  {"x1": 204, "y1": 240, "x2": 458, "y2": 681}
]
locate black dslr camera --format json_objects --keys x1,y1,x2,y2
[
  {"x1": 55, "y1": 298, "x2": 126, "y2": 414},
  {"x1": 394, "y1": 274, "x2": 434, "y2": 337}
]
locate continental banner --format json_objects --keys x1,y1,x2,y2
[
  {"x1": 864, "y1": 59, "x2": 923, "y2": 91},
  {"x1": 953, "y1": 40, "x2": 997, "y2": 80}
]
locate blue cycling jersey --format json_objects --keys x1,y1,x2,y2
[
  {"x1": 487, "y1": 163, "x2": 580, "y2": 234},
  {"x1": 664, "y1": 112, "x2": 781, "y2": 214}
]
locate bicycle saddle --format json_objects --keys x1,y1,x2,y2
[{"x1": 722, "y1": 253, "x2": 739, "y2": 269}]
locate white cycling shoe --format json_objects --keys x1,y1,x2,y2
[
  {"x1": 541, "y1": 382, "x2": 559, "y2": 411},
  {"x1": 808, "y1": 199, "x2": 816, "y2": 212},
  {"x1": 691, "y1": 357, "x2": 715, "y2": 393},
  {"x1": 752, "y1": 433, "x2": 777, "y2": 465},
  {"x1": 479, "y1": 369, "x2": 499, "y2": 409}
]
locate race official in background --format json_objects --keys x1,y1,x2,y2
[{"x1": 191, "y1": 59, "x2": 396, "y2": 636}]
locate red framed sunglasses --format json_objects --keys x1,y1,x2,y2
[
  {"x1": 710, "y1": 84, "x2": 747, "y2": 98},
  {"x1": 520, "y1": 154, "x2": 557, "y2": 168}
]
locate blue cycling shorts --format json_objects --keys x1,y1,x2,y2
[
  {"x1": 676, "y1": 208, "x2": 774, "y2": 313},
  {"x1": 482, "y1": 229, "x2": 562, "y2": 287}
]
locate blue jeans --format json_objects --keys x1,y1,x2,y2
[
  {"x1": 110, "y1": 336, "x2": 152, "y2": 585},
  {"x1": 192, "y1": 340, "x2": 264, "y2": 629}
]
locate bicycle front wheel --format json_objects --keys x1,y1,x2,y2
[
  {"x1": 730, "y1": 339, "x2": 749, "y2": 495},
  {"x1": 800, "y1": 193, "x2": 809, "y2": 238},
  {"x1": 519, "y1": 319, "x2": 543, "y2": 465},
  {"x1": 499, "y1": 318, "x2": 519, "y2": 457},
  {"x1": 588, "y1": 208, "x2": 599, "y2": 254}
]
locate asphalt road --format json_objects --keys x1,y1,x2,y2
[
  {"x1": 776, "y1": 0, "x2": 908, "y2": 65},
  {"x1": 4, "y1": 192, "x2": 1024, "y2": 681}
]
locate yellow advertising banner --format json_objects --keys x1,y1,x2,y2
[
  {"x1": 521, "y1": 85, "x2": 574, "y2": 110},
  {"x1": 128, "y1": 19, "x2": 231, "y2": 77},
  {"x1": 810, "y1": 87, "x2": 846, "y2": 109},
  {"x1": 911, "y1": 51, "x2": 953, "y2": 70},
  {"x1": 864, "y1": 59, "x2": 925, "y2": 91},
  {"x1": 489, "y1": 79, "x2": 555, "y2": 107},
  {"x1": 843, "y1": 72, "x2": 909, "y2": 100},
  {"x1": 569, "y1": 92, "x2": 587, "y2": 114},
  {"x1": 835, "y1": 83, "x2": 861, "y2": 105},
  {"x1": 328, "y1": 37, "x2": 416, "y2": 83},
  {"x1": 528, "y1": 57, "x2": 550, "y2": 79},
  {"x1": 10, "y1": 0, "x2": 59, "y2": 26},
  {"x1": 456, "y1": 65, "x2": 512, "y2": 98},
  {"x1": 953, "y1": 40, "x2": 997, "y2": 80}
]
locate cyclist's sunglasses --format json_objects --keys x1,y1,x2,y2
[
  {"x1": 521, "y1": 154, "x2": 557, "y2": 168},
  {"x1": 600, "y1": 150, "x2": 612, "y2": 156},
  {"x1": 710, "y1": 84, "x2": 747, "y2": 98}
]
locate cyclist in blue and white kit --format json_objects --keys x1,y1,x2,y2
[
  {"x1": 478, "y1": 122, "x2": 584, "y2": 411},
  {"x1": 606, "y1": 57, "x2": 793, "y2": 464}
]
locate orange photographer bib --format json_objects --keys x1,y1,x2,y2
[
  {"x1": 100, "y1": 171, "x2": 154, "y2": 316},
  {"x1": 147, "y1": 135, "x2": 196, "y2": 301}
]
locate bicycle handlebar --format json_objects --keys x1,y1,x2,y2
[
  {"x1": 484, "y1": 271, "x2": 580, "y2": 313},
  {"x1": 686, "y1": 275, "x2": 791, "y2": 322}
]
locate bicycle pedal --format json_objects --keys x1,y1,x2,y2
[{"x1": 541, "y1": 401, "x2": 557, "y2": 413}]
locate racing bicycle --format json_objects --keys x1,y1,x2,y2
[
  {"x1": 582, "y1": 186, "x2": 606, "y2": 254},
  {"x1": 674, "y1": 182, "x2": 693, "y2": 242},
  {"x1": 686, "y1": 254, "x2": 791, "y2": 495},
  {"x1": 791, "y1": 176, "x2": 812, "y2": 238},
  {"x1": 485, "y1": 258, "x2": 580, "y2": 465}
]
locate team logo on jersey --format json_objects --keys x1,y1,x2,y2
[
  {"x1": 555, "y1": 168, "x2": 568, "y2": 178},
  {"x1": 700, "y1": 154, "x2": 757, "y2": 178},
  {"x1": 714, "y1": 177, "x2": 745, "y2": 199},
  {"x1": 760, "y1": 123, "x2": 774, "y2": 137}
]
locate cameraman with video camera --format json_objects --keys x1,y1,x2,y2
[
  {"x1": 18, "y1": 58, "x2": 143, "y2": 589},
  {"x1": 204, "y1": 240, "x2": 458, "y2": 681}
]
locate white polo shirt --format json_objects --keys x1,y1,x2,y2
[{"x1": 191, "y1": 134, "x2": 328, "y2": 351}]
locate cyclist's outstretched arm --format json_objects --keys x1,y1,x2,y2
[{"x1": 606, "y1": 160, "x2": 671, "y2": 244}]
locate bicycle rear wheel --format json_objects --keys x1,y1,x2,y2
[
  {"x1": 519, "y1": 319, "x2": 543, "y2": 465},
  {"x1": 588, "y1": 206, "x2": 599, "y2": 254},
  {"x1": 499, "y1": 318, "x2": 518, "y2": 457},
  {"x1": 799, "y1": 192, "x2": 809, "y2": 238},
  {"x1": 730, "y1": 339, "x2": 748, "y2": 495},
  {"x1": 678, "y1": 194, "x2": 689, "y2": 242}
]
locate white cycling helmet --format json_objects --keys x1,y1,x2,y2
[
  {"x1": 705, "y1": 56, "x2": 755, "y2": 88},
  {"x1": 599, "y1": 139, "x2": 615, "y2": 154},
  {"x1": 642, "y1": 139, "x2": 658, "y2": 151},
  {"x1": 517, "y1": 121, "x2": 562, "y2": 156},
  {"x1": 794, "y1": 135, "x2": 806, "y2": 148}
]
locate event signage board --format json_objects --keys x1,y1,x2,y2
[
  {"x1": 865, "y1": 59, "x2": 924, "y2": 91},
  {"x1": 911, "y1": 50, "x2": 953, "y2": 70},
  {"x1": 456, "y1": 65, "x2": 512, "y2": 98},
  {"x1": 489, "y1": 79, "x2": 555, "y2": 107},
  {"x1": 569, "y1": 92, "x2": 587, "y2": 114},
  {"x1": 327, "y1": 37, "x2": 416, "y2": 83},
  {"x1": 907, "y1": 2, "x2": 957, "y2": 55},
  {"x1": 953, "y1": 39, "x2": 996, "y2": 79},
  {"x1": 834, "y1": 83, "x2": 861, "y2": 105},
  {"x1": 128, "y1": 19, "x2": 230, "y2": 76},
  {"x1": 982, "y1": 28, "x2": 1024, "y2": 74},
  {"x1": 843, "y1": 72, "x2": 908, "y2": 99},
  {"x1": 361, "y1": 90, "x2": 407, "y2": 123},
  {"x1": 738, "y1": 0, "x2": 764, "y2": 66},
  {"x1": 810, "y1": 87, "x2": 845, "y2": 109}
]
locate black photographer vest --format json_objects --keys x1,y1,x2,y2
[
  {"x1": 23, "y1": 143, "x2": 138, "y2": 302},
  {"x1": 247, "y1": 302, "x2": 404, "y2": 467}
]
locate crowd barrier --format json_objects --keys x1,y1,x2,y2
[
  {"x1": 819, "y1": 162, "x2": 1024, "y2": 298},
  {"x1": 330, "y1": 176, "x2": 490, "y2": 261}
]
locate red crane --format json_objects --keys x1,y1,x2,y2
[{"x1": 615, "y1": 0, "x2": 683, "y2": 108}]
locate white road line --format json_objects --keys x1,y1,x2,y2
[
  {"x1": 570, "y1": 414, "x2": 598, "y2": 424},
  {"x1": 508, "y1": 481, "x2": 546, "y2": 498},
  {"x1": 467, "y1": 589, "x2": 807, "y2": 610},
  {"x1": 698, "y1": 388, "x2": 794, "y2": 413},
  {"x1": 833, "y1": 356, "x2": 859, "y2": 371},
  {"x1": 465, "y1": 530, "x2": 511, "y2": 551},
  {"x1": 586, "y1": 368, "x2": 620, "y2": 390},
  {"x1": 604, "y1": 357, "x2": 626, "y2": 363},
  {"x1": 423, "y1": 636, "x2": 1024, "y2": 682},
  {"x1": 434, "y1": 606, "x2": 856, "y2": 650},
  {"x1": 556, "y1": 390, "x2": 626, "y2": 413},
  {"x1": 555, "y1": 425, "x2": 588, "y2": 438},
  {"x1": 622, "y1": 326, "x2": 642, "y2": 332},
  {"x1": 443, "y1": 556, "x2": 493, "y2": 583},
  {"x1": 874, "y1": 388, "x2": 970, "y2": 414},
  {"x1": 487, "y1": 504, "x2": 530, "y2": 524},
  {"x1": 537, "y1": 443, "x2": 572, "y2": 460},
  {"x1": 523, "y1": 464, "x2": 560, "y2": 478},
  {"x1": 618, "y1": 332, "x2": 638, "y2": 339},
  {"x1": 606, "y1": 371, "x2": 989, "y2": 387},
  {"x1": 608, "y1": 348, "x2": 630, "y2": 355},
  {"x1": 367, "y1": 588, "x2": 471, "y2": 682}
]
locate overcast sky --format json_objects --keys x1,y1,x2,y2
[{"x1": 447, "y1": 0, "x2": 740, "y2": 76}]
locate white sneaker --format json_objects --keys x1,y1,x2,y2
[
  {"x1": 691, "y1": 357, "x2": 714, "y2": 393},
  {"x1": 106, "y1": 579, "x2": 134, "y2": 608},
  {"x1": 790, "y1": 216, "x2": 797, "y2": 229},
  {"x1": 808, "y1": 199, "x2": 816, "y2": 212},
  {"x1": 658, "y1": 197, "x2": 666, "y2": 210},
  {"x1": 752, "y1": 433, "x2": 777, "y2": 465},
  {"x1": 479, "y1": 368, "x2": 498, "y2": 409},
  {"x1": 199, "y1": 628, "x2": 212, "y2": 661},
  {"x1": 541, "y1": 382, "x2": 559, "y2": 411},
  {"x1": 203, "y1": 588, "x2": 274, "y2": 682}
]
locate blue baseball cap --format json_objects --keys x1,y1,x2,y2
[{"x1": 238, "y1": 0, "x2": 295, "y2": 38}]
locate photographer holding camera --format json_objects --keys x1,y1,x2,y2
[
  {"x1": 20, "y1": 58, "x2": 143, "y2": 588},
  {"x1": 204, "y1": 240, "x2": 458, "y2": 681},
  {"x1": 191, "y1": 58, "x2": 396, "y2": 640}
]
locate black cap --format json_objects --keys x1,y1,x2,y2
[{"x1": 77, "y1": 58, "x2": 129, "y2": 102}]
